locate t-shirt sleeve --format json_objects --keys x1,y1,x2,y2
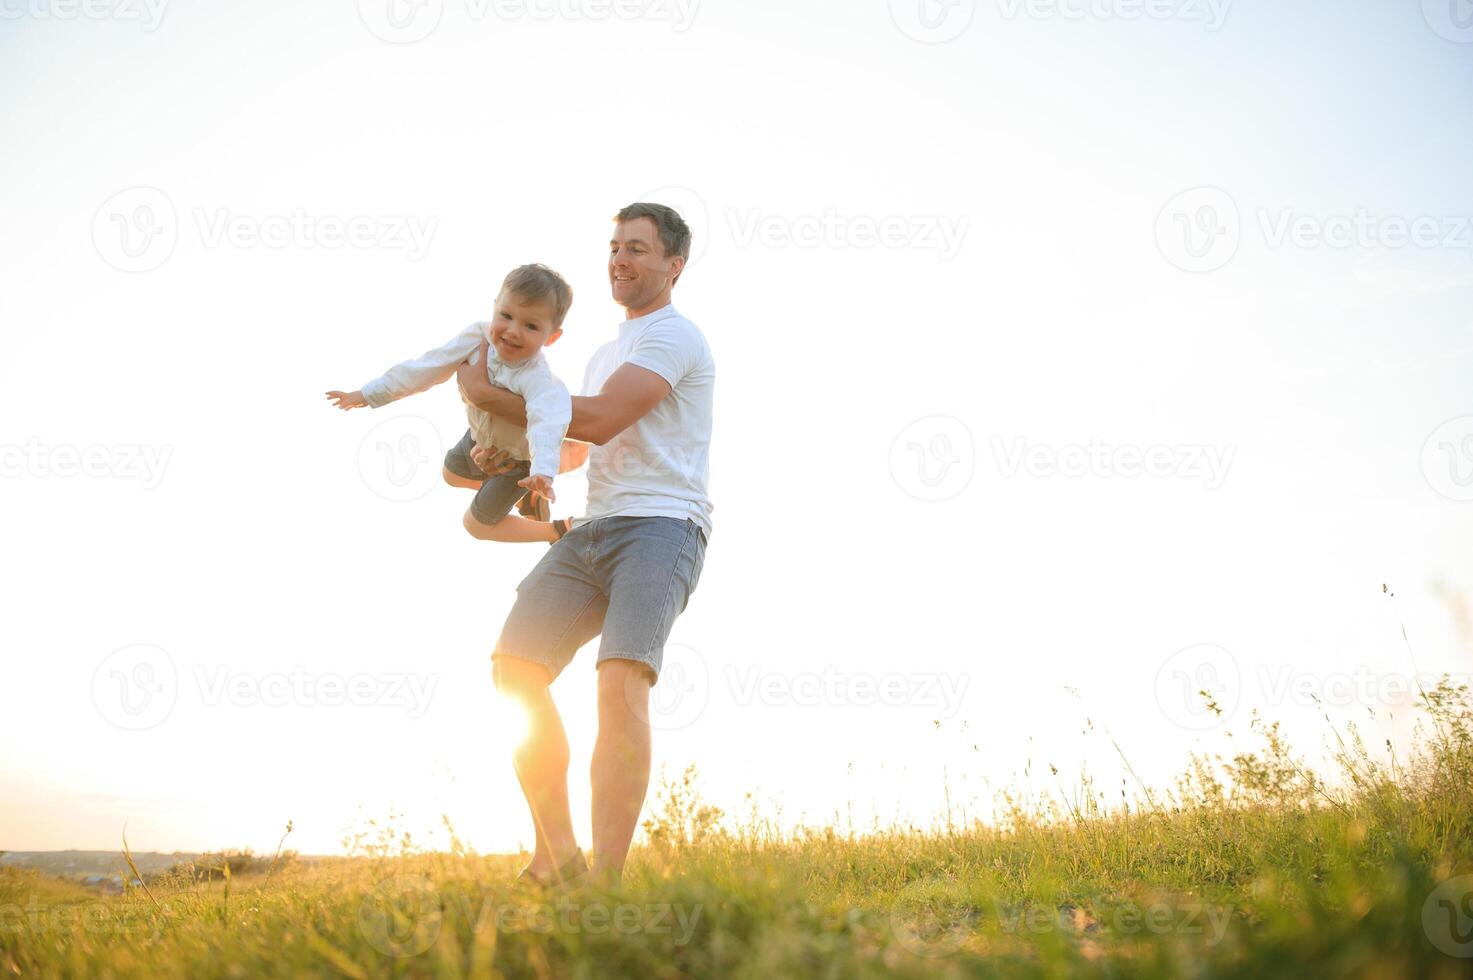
[{"x1": 625, "y1": 320, "x2": 703, "y2": 389}]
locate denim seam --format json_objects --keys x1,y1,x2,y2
[
  {"x1": 550, "y1": 584, "x2": 603, "y2": 657},
  {"x1": 641, "y1": 520, "x2": 696, "y2": 659}
]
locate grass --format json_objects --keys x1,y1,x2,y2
[{"x1": 3, "y1": 680, "x2": 1472, "y2": 978}]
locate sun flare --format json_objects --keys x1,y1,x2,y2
[{"x1": 486, "y1": 693, "x2": 531, "y2": 748}]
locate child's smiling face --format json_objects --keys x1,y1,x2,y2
[{"x1": 489, "y1": 290, "x2": 562, "y2": 363}]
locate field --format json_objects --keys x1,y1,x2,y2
[{"x1": 3, "y1": 681, "x2": 1472, "y2": 979}]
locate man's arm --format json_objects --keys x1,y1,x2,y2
[
  {"x1": 565, "y1": 365, "x2": 670, "y2": 445},
  {"x1": 457, "y1": 340, "x2": 670, "y2": 446}
]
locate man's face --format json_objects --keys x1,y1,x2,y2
[
  {"x1": 609, "y1": 217, "x2": 683, "y2": 311},
  {"x1": 489, "y1": 290, "x2": 561, "y2": 364}
]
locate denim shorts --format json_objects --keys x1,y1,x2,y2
[
  {"x1": 493, "y1": 515, "x2": 707, "y2": 681},
  {"x1": 444, "y1": 429, "x2": 531, "y2": 526}
]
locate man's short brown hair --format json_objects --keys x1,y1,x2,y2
[
  {"x1": 501, "y1": 263, "x2": 573, "y2": 328},
  {"x1": 614, "y1": 202, "x2": 693, "y2": 270}
]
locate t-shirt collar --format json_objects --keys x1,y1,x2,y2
[{"x1": 619, "y1": 303, "x2": 678, "y2": 334}]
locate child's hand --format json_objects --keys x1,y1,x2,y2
[
  {"x1": 517, "y1": 473, "x2": 556, "y2": 504},
  {"x1": 325, "y1": 390, "x2": 367, "y2": 410}
]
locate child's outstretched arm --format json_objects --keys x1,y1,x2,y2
[{"x1": 325, "y1": 323, "x2": 483, "y2": 410}]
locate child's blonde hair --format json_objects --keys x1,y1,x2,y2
[{"x1": 502, "y1": 264, "x2": 573, "y2": 328}]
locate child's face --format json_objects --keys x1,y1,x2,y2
[{"x1": 490, "y1": 290, "x2": 562, "y2": 363}]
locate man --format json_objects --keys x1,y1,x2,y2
[{"x1": 456, "y1": 202, "x2": 714, "y2": 886}]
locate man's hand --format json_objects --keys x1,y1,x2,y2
[
  {"x1": 325, "y1": 390, "x2": 367, "y2": 410},
  {"x1": 470, "y1": 443, "x2": 524, "y2": 477},
  {"x1": 455, "y1": 339, "x2": 490, "y2": 403},
  {"x1": 457, "y1": 340, "x2": 530, "y2": 425},
  {"x1": 559, "y1": 439, "x2": 589, "y2": 473},
  {"x1": 517, "y1": 473, "x2": 556, "y2": 504}
]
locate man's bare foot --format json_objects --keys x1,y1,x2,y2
[
  {"x1": 517, "y1": 848, "x2": 589, "y2": 889},
  {"x1": 587, "y1": 860, "x2": 623, "y2": 890}
]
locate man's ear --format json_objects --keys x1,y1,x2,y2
[
  {"x1": 544, "y1": 327, "x2": 564, "y2": 347},
  {"x1": 668, "y1": 255, "x2": 686, "y2": 285}
]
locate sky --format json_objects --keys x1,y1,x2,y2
[{"x1": 2, "y1": 0, "x2": 1472, "y2": 857}]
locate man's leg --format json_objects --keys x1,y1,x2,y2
[
  {"x1": 493, "y1": 656, "x2": 580, "y2": 878},
  {"x1": 492, "y1": 525, "x2": 609, "y2": 882},
  {"x1": 588, "y1": 517, "x2": 708, "y2": 882},
  {"x1": 591, "y1": 659, "x2": 655, "y2": 882}
]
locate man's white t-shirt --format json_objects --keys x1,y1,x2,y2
[{"x1": 581, "y1": 304, "x2": 714, "y2": 537}]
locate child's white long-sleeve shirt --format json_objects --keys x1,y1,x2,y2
[{"x1": 360, "y1": 322, "x2": 572, "y2": 480}]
